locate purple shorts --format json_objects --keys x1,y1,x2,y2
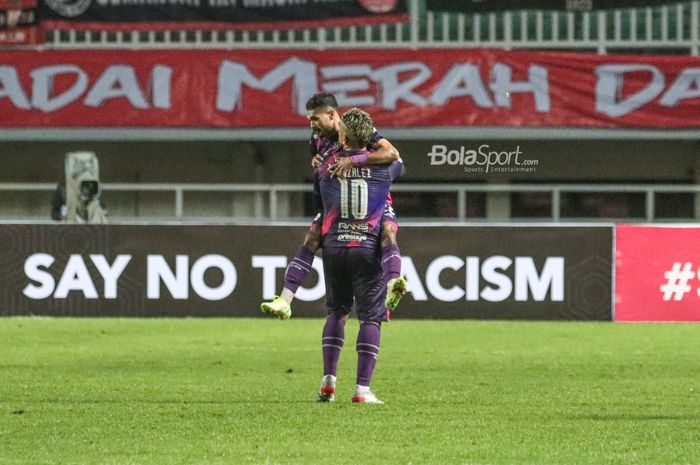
[{"x1": 322, "y1": 246, "x2": 387, "y2": 322}]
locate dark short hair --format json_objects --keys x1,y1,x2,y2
[
  {"x1": 342, "y1": 108, "x2": 374, "y2": 148},
  {"x1": 306, "y1": 93, "x2": 338, "y2": 111}
]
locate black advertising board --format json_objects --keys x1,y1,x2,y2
[
  {"x1": 399, "y1": 225, "x2": 612, "y2": 320},
  {"x1": 0, "y1": 223, "x2": 612, "y2": 320},
  {"x1": 40, "y1": 0, "x2": 408, "y2": 31}
]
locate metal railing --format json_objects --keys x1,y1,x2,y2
[
  {"x1": 2, "y1": 182, "x2": 699, "y2": 223},
  {"x1": 44, "y1": 0, "x2": 700, "y2": 55}
]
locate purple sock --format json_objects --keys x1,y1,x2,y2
[
  {"x1": 381, "y1": 244, "x2": 402, "y2": 282},
  {"x1": 322, "y1": 313, "x2": 346, "y2": 377},
  {"x1": 356, "y1": 322, "x2": 381, "y2": 386},
  {"x1": 284, "y1": 246, "x2": 315, "y2": 293}
]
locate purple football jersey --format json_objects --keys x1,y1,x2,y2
[
  {"x1": 314, "y1": 150, "x2": 401, "y2": 249},
  {"x1": 309, "y1": 133, "x2": 340, "y2": 159}
]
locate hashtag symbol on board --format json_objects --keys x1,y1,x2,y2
[{"x1": 659, "y1": 262, "x2": 695, "y2": 301}]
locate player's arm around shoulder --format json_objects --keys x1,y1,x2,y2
[
  {"x1": 367, "y1": 138, "x2": 401, "y2": 165},
  {"x1": 371, "y1": 138, "x2": 404, "y2": 181},
  {"x1": 330, "y1": 137, "x2": 401, "y2": 178}
]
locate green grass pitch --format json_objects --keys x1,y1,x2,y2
[{"x1": 1, "y1": 317, "x2": 699, "y2": 465}]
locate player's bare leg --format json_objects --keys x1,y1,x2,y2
[{"x1": 260, "y1": 228, "x2": 321, "y2": 319}]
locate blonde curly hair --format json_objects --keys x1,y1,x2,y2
[{"x1": 341, "y1": 108, "x2": 374, "y2": 149}]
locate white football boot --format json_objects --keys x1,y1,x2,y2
[
  {"x1": 316, "y1": 375, "x2": 336, "y2": 402},
  {"x1": 351, "y1": 385, "x2": 384, "y2": 404}
]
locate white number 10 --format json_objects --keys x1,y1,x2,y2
[{"x1": 339, "y1": 179, "x2": 368, "y2": 219}]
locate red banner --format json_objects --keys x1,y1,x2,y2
[
  {"x1": 1, "y1": 49, "x2": 700, "y2": 128},
  {"x1": 615, "y1": 225, "x2": 700, "y2": 322}
]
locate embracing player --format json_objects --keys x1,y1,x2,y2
[
  {"x1": 260, "y1": 93, "x2": 406, "y2": 319},
  {"x1": 315, "y1": 108, "x2": 405, "y2": 403}
]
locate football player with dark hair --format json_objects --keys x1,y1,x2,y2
[{"x1": 261, "y1": 94, "x2": 406, "y2": 320}]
